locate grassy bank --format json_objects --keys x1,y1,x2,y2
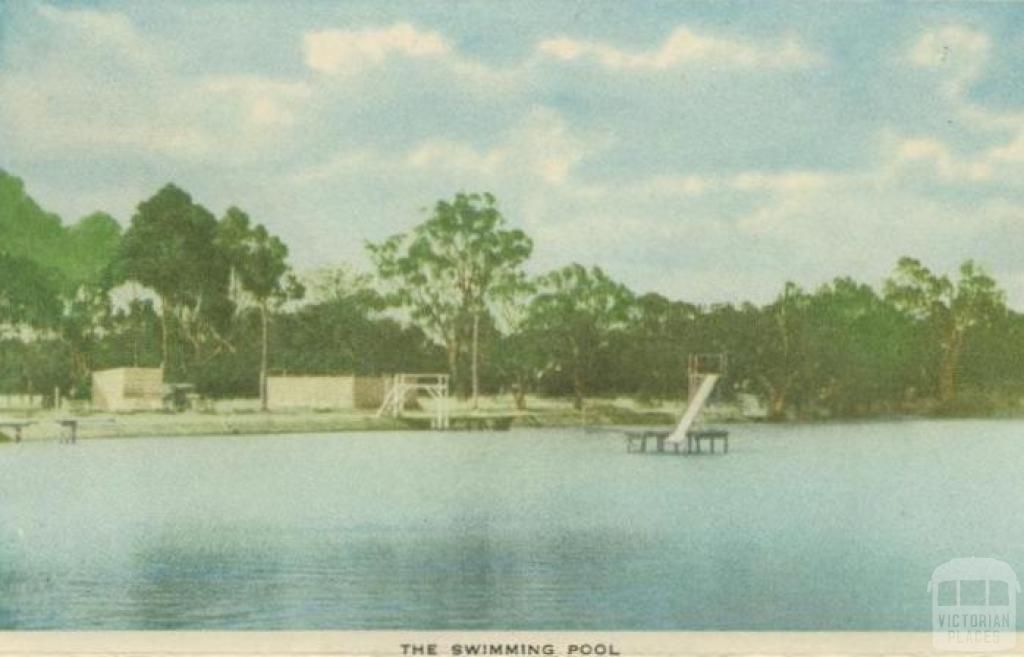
[
  {"x1": 0, "y1": 394, "x2": 712, "y2": 442},
  {"x1": 5, "y1": 390, "x2": 1024, "y2": 443}
]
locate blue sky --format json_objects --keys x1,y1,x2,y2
[{"x1": 2, "y1": 1, "x2": 1024, "y2": 305}]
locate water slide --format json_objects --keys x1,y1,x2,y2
[{"x1": 667, "y1": 374, "x2": 719, "y2": 443}]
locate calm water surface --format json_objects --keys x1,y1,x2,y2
[{"x1": 1, "y1": 420, "x2": 1023, "y2": 629}]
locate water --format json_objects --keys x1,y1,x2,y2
[{"x1": 1, "y1": 420, "x2": 1023, "y2": 630}]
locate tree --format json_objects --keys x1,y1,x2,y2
[
  {"x1": 490, "y1": 274, "x2": 539, "y2": 409},
  {"x1": 59, "y1": 286, "x2": 112, "y2": 393},
  {"x1": 303, "y1": 264, "x2": 377, "y2": 308},
  {"x1": 884, "y1": 257, "x2": 1006, "y2": 402},
  {"x1": 751, "y1": 282, "x2": 816, "y2": 419},
  {"x1": 0, "y1": 252, "x2": 61, "y2": 336},
  {"x1": 0, "y1": 253, "x2": 63, "y2": 400},
  {"x1": 63, "y1": 212, "x2": 122, "y2": 289},
  {"x1": 217, "y1": 207, "x2": 302, "y2": 410},
  {"x1": 367, "y1": 192, "x2": 532, "y2": 403},
  {"x1": 613, "y1": 293, "x2": 700, "y2": 400},
  {"x1": 0, "y1": 173, "x2": 123, "y2": 393},
  {"x1": 700, "y1": 301, "x2": 771, "y2": 393},
  {"x1": 801, "y1": 277, "x2": 920, "y2": 416},
  {"x1": 273, "y1": 291, "x2": 444, "y2": 378},
  {"x1": 525, "y1": 264, "x2": 634, "y2": 409},
  {"x1": 111, "y1": 184, "x2": 230, "y2": 377},
  {"x1": 0, "y1": 170, "x2": 67, "y2": 269},
  {"x1": 0, "y1": 172, "x2": 121, "y2": 291}
]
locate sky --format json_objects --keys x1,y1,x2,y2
[{"x1": 2, "y1": 1, "x2": 1024, "y2": 306}]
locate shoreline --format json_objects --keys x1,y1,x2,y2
[{"x1": 2, "y1": 400, "x2": 1023, "y2": 443}]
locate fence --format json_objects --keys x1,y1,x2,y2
[{"x1": 0, "y1": 394, "x2": 44, "y2": 410}]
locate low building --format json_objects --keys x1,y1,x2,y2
[
  {"x1": 266, "y1": 375, "x2": 391, "y2": 411},
  {"x1": 92, "y1": 368, "x2": 164, "y2": 412}
]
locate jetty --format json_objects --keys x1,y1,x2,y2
[
  {"x1": 0, "y1": 420, "x2": 34, "y2": 442},
  {"x1": 624, "y1": 426, "x2": 729, "y2": 454},
  {"x1": 399, "y1": 412, "x2": 522, "y2": 431},
  {"x1": 0, "y1": 417, "x2": 116, "y2": 444},
  {"x1": 618, "y1": 353, "x2": 731, "y2": 455}
]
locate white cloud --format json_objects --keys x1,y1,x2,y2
[
  {"x1": 34, "y1": 3, "x2": 158, "y2": 67},
  {"x1": 536, "y1": 26, "x2": 821, "y2": 71},
  {"x1": 899, "y1": 24, "x2": 1024, "y2": 185},
  {"x1": 202, "y1": 76, "x2": 312, "y2": 128},
  {"x1": 301, "y1": 21, "x2": 521, "y2": 91},
  {"x1": 988, "y1": 131, "x2": 1024, "y2": 163},
  {"x1": 647, "y1": 175, "x2": 714, "y2": 197},
  {"x1": 503, "y1": 108, "x2": 603, "y2": 185},
  {"x1": 6, "y1": 5, "x2": 1024, "y2": 308},
  {"x1": 297, "y1": 107, "x2": 603, "y2": 188},
  {"x1": 904, "y1": 24, "x2": 1024, "y2": 159},
  {"x1": 908, "y1": 25, "x2": 991, "y2": 87},
  {"x1": 303, "y1": 23, "x2": 450, "y2": 74},
  {"x1": 886, "y1": 136, "x2": 994, "y2": 182},
  {"x1": 601, "y1": 169, "x2": 833, "y2": 201},
  {"x1": 0, "y1": 6, "x2": 316, "y2": 163},
  {"x1": 0, "y1": 70, "x2": 215, "y2": 157},
  {"x1": 405, "y1": 139, "x2": 504, "y2": 175},
  {"x1": 730, "y1": 171, "x2": 833, "y2": 193}
]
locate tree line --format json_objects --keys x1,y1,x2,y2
[{"x1": 1, "y1": 169, "x2": 1020, "y2": 419}]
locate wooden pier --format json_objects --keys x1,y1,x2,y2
[
  {"x1": 1, "y1": 417, "x2": 115, "y2": 444},
  {"x1": 0, "y1": 420, "x2": 34, "y2": 443},
  {"x1": 399, "y1": 412, "x2": 522, "y2": 431},
  {"x1": 57, "y1": 419, "x2": 80, "y2": 444},
  {"x1": 615, "y1": 351, "x2": 732, "y2": 455},
  {"x1": 623, "y1": 427, "x2": 729, "y2": 455},
  {"x1": 448, "y1": 414, "x2": 517, "y2": 431}
]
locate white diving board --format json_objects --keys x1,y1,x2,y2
[{"x1": 667, "y1": 373, "x2": 719, "y2": 444}]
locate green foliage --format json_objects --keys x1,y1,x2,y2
[
  {"x1": 273, "y1": 295, "x2": 444, "y2": 377},
  {"x1": 0, "y1": 252, "x2": 62, "y2": 332},
  {"x1": 367, "y1": 192, "x2": 532, "y2": 394},
  {"x1": 885, "y1": 257, "x2": 1006, "y2": 401},
  {"x1": 0, "y1": 170, "x2": 66, "y2": 269},
  {"x1": 218, "y1": 207, "x2": 298, "y2": 305},
  {"x1": 216, "y1": 206, "x2": 302, "y2": 408},
  {"x1": 525, "y1": 264, "x2": 635, "y2": 408},
  {"x1": 63, "y1": 212, "x2": 122, "y2": 289},
  {"x1": 0, "y1": 171, "x2": 121, "y2": 290},
  {"x1": 114, "y1": 184, "x2": 228, "y2": 308},
  {"x1": 112, "y1": 184, "x2": 232, "y2": 377},
  {"x1": 2, "y1": 168, "x2": 1023, "y2": 419}
]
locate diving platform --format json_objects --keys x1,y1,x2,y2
[
  {"x1": 624, "y1": 427, "x2": 729, "y2": 454},
  {"x1": 377, "y1": 373, "x2": 451, "y2": 429},
  {"x1": 621, "y1": 352, "x2": 730, "y2": 455}
]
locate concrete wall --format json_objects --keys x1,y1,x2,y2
[
  {"x1": 92, "y1": 368, "x2": 164, "y2": 412},
  {"x1": 267, "y1": 375, "x2": 390, "y2": 410}
]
